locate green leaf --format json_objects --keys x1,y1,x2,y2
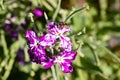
[{"x1": 80, "y1": 57, "x2": 102, "y2": 73}]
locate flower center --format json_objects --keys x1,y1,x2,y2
[
  {"x1": 57, "y1": 57, "x2": 64, "y2": 63},
  {"x1": 35, "y1": 41, "x2": 39, "y2": 47},
  {"x1": 57, "y1": 33, "x2": 61, "y2": 37}
]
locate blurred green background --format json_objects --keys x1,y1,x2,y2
[{"x1": 0, "y1": 0, "x2": 120, "y2": 80}]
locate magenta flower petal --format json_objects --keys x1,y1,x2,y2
[
  {"x1": 33, "y1": 45, "x2": 46, "y2": 55},
  {"x1": 41, "y1": 56, "x2": 54, "y2": 68},
  {"x1": 26, "y1": 30, "x2": 37, "y2": 38},
  {"x1": 60, "y1": 26, "x2": 71, "y2": 34},
  {"x1": 60, "y1": 62, "x2": 73, "y2": 73},
  {"x1": 40, "y1": 34, "x2": 56, "y2": 47},
  {"x1": 60, "y1": 36, "x2": 72, "y2": 51},
  {"x1": 28, "y1": 38, "x2": 39, "y2": 50},
  {"x1": 26, "y1": 30, "x2": 38, "y2": 43},
  {"x1": 61, "y1": 51, "x2": 77, "y2": 61}
]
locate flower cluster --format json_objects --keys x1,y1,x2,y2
[{"x1": 26, "y1": 22, "x2": 77, "y2": 73}]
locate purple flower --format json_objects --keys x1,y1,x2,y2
[
  {"x1": 26, "y1": 30, "x2": 54, "y2": 68},
  {"x1": 33, "y1": 8, "x2": 43, "y2": 18},
  {"x1": 26, "y1": 30, "x2": 46, "y2": 55},
  {"x1": 25, "y1": 22, "x2": 77, "y2": 73},
  {"x1": 16, "y1": 48, "x2": 25, "y2": 66},
  {"x1": 40, "y1": 22, "x2": 72, "y2": 51},
  {"x1": 54, "y1": 51, "x2": 77, "y2": 73}
]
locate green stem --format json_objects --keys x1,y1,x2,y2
[
  {"x1": 51, "y1": 66, "x2": 57, "y2": 80},
  {"x1": 1, "y1": 30, "x2": 8, "y2": 57},
  {"x1": 55, "y1": 64, "x2": 60, "y2": 80},
  {"x1": 2, "y1": 57, "x2": 15, "y2": 80},
  {"x1": 0, "y1": 0, "x2": 4, "y2": 10},
  {"x1": 64, "y1": 73, "x2": 70, "y2": 80},
  {"x1": 0, "y1": 58, "x2": 9, "y2": 72},
  {"x1": 72, "y1": 36, "x2": 84, "y2": 80},
  {"x1": 2, "y1": 47, "x2": 16, "y2": 80},
  {"x1": 100, "y1": 45, "x2": 120, "y2": 64},
  {"x1": 44, "y1": 12, "x2": 49, "y2": 23},
  {"x1": 87, "y1": 43, "x2": 100, "y2": 66},
  {"x1": 52, "y1": 0, "x2": 61, "y2": 21},
  {"x1": 76, "y1": 55, "x2": 84, "y2": 80},
  {"x1": 82, "y1": 36, "x2": 120, "y2": 64},
  {"x1": 28, "y1": 13, "x2": 34, "y2": 22},
  {"x1": 64, "y1": 7, "x2": 86, "y2": 22},
  {"x1": 28, "y1": 13, "x2": 39, "y2": 32},
  {"x1": 2, "y1": 38, "x2": 22, "y2": 80},
  {"x1": 64, "y1": 75, "x2": 69, "y2": 80}
]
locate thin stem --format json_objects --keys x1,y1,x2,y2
[
  {"x1": 44, "y1": 12, "x2": 49, "y2": 23},
  {"x1": 0, "y1": 58, "x2": 9, "y2": 72},
  {"x1": 28, "y1": 13, "x2": 34, "y2": 22},
  {"x1": 2, "y1": 47, "x2": 16, "y2": 80},
  {"x1": 52, "y1": 0, "x2": 61, "y2": 21},
  {"x1": 2, "y1": 57, "x2": 15, "y2": 80},
  {"x1": 64, "y1": 7, "x2": 86, "y2": 22},
  {"x1": 55, "y1": 64, "x2": 60, "y2": 80},
  {"x1": 87, "y1": 43, "x2": 100, "y2": 66},
  {"x1": 1, "y1": 30, "x2": 8, "y2": 57},
  {"x1": 100, "y1": 45, "x2": 120, "y2": 64},
  {"x1": 2, "y1": 38, "x2": 22, "y2": 80},
  {"x1": 28, "y1": 13, "x2": 39, "y2": 32},
  {"x1": 64, "y1": 73, "x2": 70, "y2": 80},
  {"x1": 51, "y1": 66, "x2": 57, "y2": 80},
  {"x1": 0, "y1": 0, "x2": 4, "y2": 10},
  {"x1": 76, "y1": 54, "x2": 84, "y2": 80},
  {"x1": 64, "y1": 75, "x2": 69, "y2": 80}
]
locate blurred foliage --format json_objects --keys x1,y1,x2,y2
[{"x1": 0, "y1": 0, "x2": 120, "y2": 80}]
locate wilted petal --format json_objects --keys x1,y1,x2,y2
[
  {"x1": 10, "y1": 31, "x2": 18, "y2": 40},
  {"x1": 16, "y1": 48, "x2": 25, "y2": 66},
  {"x1": 60, "y1": 62, "x2": 73, "y2": 73},
  {"x1": 62, "y1": 51, "x2": 77, "y2": 61},
  {"x1": 60, "y1": 36, "x2": 72, "y2": 51},
  {"x1": 40, "y1": 34, "x2": 56, "y2": 47},
  {"x1": 41, "y1": 56, "x2": 54, "y2": 68},
  {"x1": 3, "y1": 23, "x2": 12, "y2": 33}
]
